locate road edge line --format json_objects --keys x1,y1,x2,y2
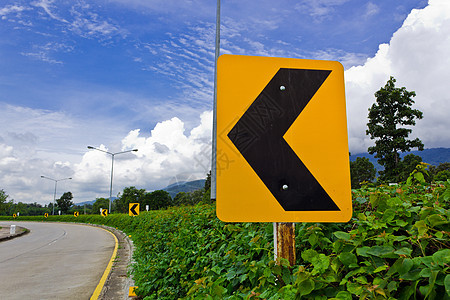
[{"x1": 90, "y1": 227, "x2": 119, "y2": 300}]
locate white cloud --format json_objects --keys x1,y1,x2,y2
[
  {"x1": 0, "y1": 4, "x2": 27, "y2": 16},
  {"x1": 295, "y1": 0, "x2": 350, "y2": 20},
  {"x1": 74, "y1": 111, "x2": 213, "y2": 199},
  {"x1": 32, "y1": 0, "x2": 68, "y2": 23},
  {"x1": 20, "y1": 42, "x2": 74, "y2": 64},
  {"x1": 345, "y1": 0, "x2": 450, "y2": 153},
  {"x1": 364, "y1": 2, "x2": 380, "y2": 18},
  {"x1": 0, "y1": 103, "x2": 212, "y2": 205},
  {"x1": 69, "y1": 6, "x2": 127, "y2": 41}
]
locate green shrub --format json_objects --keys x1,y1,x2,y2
[{"x1": 2, "y1": 180, "x2": 449, "y2": 299}]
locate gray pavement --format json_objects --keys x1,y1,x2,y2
[{"x1": 0, "y1": 221, "x2": 115, "y2": 300}]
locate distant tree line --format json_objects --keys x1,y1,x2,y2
[
  {"x1": 1, "y1": 172, "x2": 212, "y2": 216},
  {"x1": 101, "y1": 171, "x2": 212, "y2": 214},
  {"x1": 0, "y1": 189, "x2": 93, "y2": 216}
]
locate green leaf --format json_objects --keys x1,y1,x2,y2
[
  {"x1": 445, "y1": 275, "x2": 450, "y2": 296},
  {"x1": 432, "y1": 249, "x2": 450, "y2": 266},
  {"x1": 424, "y1": 270, "x2": 439, "y2": 299},
  {"x1": 308, "y1": 232, "x2": 318, "y2": 247},
  {"x1": 311, "y1": 254, "x2": 330, "y2": 275},
  {"x1": 395, "y1": 220, "x2": 409, "y2": 227},
  {"x1": 420, "y1": 256, "x2": 434, "y2": 268},
  {"x1": 339, "y1": 252, "x2": 358, "y2": 267},
  {"x1": 398, "y1": 258, "x2": 414, "y2": 275},
  {"x1": 414, "y1": 220, "x2": 428, "y2": 237},
  {"x1": 347, "y1": 282, "x2": 363, "y2": 295},
  {"x1": 212, "y1": 284, "x2": 226, "y2": 296},
  {"x1": 356, "y1": 246, "x2": 371, "y2": 257},
  {"x1": 334, "y1": 231, "x2": 351, "y2": 241},
  {"x1": 414, "y1": 172, "x2": 425, "y2": 183},
  {"x1": 366, "y1": 245, "x2": 395, "y2": 257},
  {"x1": 387, "y1": 281, "x2": 398, "y2": 293},
  {"x1": 394, "y1": 247, "x2": 412, "y2": 256},
  {"x1": 335, "y1": 291, "x2": 352, "y2": 300},
  {"x1": 381, "y1": 208, "x2": 396, "y2": 222},
  {"x1": 419, "y1": 268, "x2": 431, "y2": 278},
  {"x1": 354, "y1": 276, "x2": 368, "y2": 284},
  {"x1": 426, "y1": 214, "x2": 448, "y2": 227},
  {"x1": 401, "y1": 268, "x2": 421, "y2": 281},
  {"x1": 211, "y1": 265, "x2": 223, "y2": 274},
  {"x1": 298, "y1": 278, "x2": 315, "y2": 296},
  {"x1": 301, "y1": 249, "x2": 318, "y2": 263},
  {"x1": 225, "y1": 270, "x2": 237, "y2": 280},
  {"x1": 373, "y1": 265, "x2": 389, "y2": 273}
]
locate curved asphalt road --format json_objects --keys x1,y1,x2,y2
[{"x1": 0, "y1": 222, "x2": 115, "y2": 300}]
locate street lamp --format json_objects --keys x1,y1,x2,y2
[
  {"x1": 40, "y1": 176, "x2": 72, "y2": 215},
  {"x1": 87, "y1": 146, "x2": 138, "y2": 213}
]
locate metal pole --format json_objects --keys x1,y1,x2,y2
[
  {"x1": 211, "y1": 0, "x2": 220, "y2": 200},
  {"x1": 109, "y1": 154, "x2": 114, "y2": 213},
  {"x1": 87, "y1": 146, "x2": 137, "y2": 213},
  {"x1": 41, "y1": 176, "x2": 71, "y2": 215},
  {"x1": 52, "y1": 180, "x2": 57, "y2": 215}
]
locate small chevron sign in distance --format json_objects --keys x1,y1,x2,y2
[
  {"x1": 216, "y1": 54, "x2": 352, "y2": 223},
  {"x1": 101, "y1": 209, "x2": 108, "y2": 217},
  {"x1": 129, "y1": 203, "x2": 139, "y2": 216},
  {"x1": 74, "y1": 211, "x2": 79, "y2": 217}
]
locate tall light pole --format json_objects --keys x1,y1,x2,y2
[
  {"x1": 40, "y1": 176, "x2": 72, "y2": 215},
  {"x1": 211, "y1": 0, "x2": 220, "y2": 201},
  {"x1": 87, "y1": 146, "x2": 138, "y2": 213}
]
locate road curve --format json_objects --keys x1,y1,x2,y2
[{"x1": 0, "y1": 221, "x2": 115, "y2": 300}]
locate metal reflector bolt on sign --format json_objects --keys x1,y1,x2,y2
[{"x1": 216, "y1": 54, "x2": 352, "y2": 223}]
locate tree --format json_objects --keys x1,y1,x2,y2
[
  {"x1": 203, "y1": 170, "x2": 212, "y2": 203},
  {"x1": 0, "y1": 189, "x2": 12, "y2": 215},
  {"x1": 56, "y1": 192, "x2": 74, "y2": 214},
  {"x1": 366, "y1": 76, "x2": 424, "y2": 182},
  {"x1": 204, "y1": 170, "x2": 211, "y2": 191},
  {"x1": 430, "y1": 162, "x2": 450, "y2": 181},
  {"x1": 350, "y1": 157, "x2": 377, "y2": 189},
  {"x1": 145, "y1": 190, "x2": 172, "y2": 210},
  {"x1": 429, "y1": 162, "x2": 450, "y2": 179},
  {"x1": 93, "y1": 198, "x2": 110, "y2": 214},
  {"x1": 114, "y1": 186, "x2": 146, "y2": 213},
  {"x1": 172, "y1": 192, "x2": 188, "y2": 206},
  {"x1": 434, "y1": 170, "x2": 450, "y2": 181}
]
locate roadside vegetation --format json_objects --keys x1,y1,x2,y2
[{"x1": 1, "y1": 174, "x2": 449, "y2": 298}]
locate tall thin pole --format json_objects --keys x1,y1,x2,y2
[
  {"x1": 41, "y1": 176, "x2": 72, "y2": 215},
  {"x1": 211, "y1": 0, "x2": 220, "y2": 200},
  {"x1": 109, "y1": 154, "x2": 115, "y2": 213},
  {"x1": 52, "y1": 181, "x2": 57, "y2": 215},
  {"x1": 87, "y1": 146, "x2": 137, "y2": 213}
]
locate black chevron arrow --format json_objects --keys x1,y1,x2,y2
[
  {"x1": 130, "y1": 204, "x2": 139, "y2": 215},
  {"x1": 227, "y1": 68, "x2": 340, "y2": 211}
]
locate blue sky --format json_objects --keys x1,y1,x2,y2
[{"x1": 1, "y1": 0, "x2": 449, "y2": 205}]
